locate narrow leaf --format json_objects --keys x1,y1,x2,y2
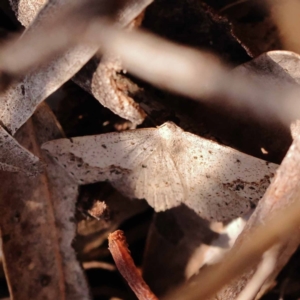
[
  {"x1": 3, "y1": 0, "x2": 152, "y2": 133},
  {"x1": 0, "y1": 104, "x2": 90, "y2": 300}
]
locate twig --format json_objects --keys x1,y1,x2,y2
[
  {"x1": 236, "y1": 247, "x2": 277, "y2": 300},
  {"x1": 219, "y1": 0, "x2": 249, "y2": 13},
  {"x1": 108, "y1": 230, "x2": 158, "y2": 300},
  {"x1": 82, "y1": 261, "x2": 116, "y2": 271}
]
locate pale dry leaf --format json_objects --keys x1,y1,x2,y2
[
  {"x1": 42, "y1": 122, "x2": 277, "y2": 221},
  {"x1": 1, "y1": 0, "x2": 102, "y2": 134},
  {"x1": 4, "y1": 0, "x2": 150, "y2": 132},
  {"x1": 0, "y1": 103, "x2": 90, "y2": 300},
  {"x1": 233, "y1": 50, "x2": 300, "y2": 87},
  {"x1": 6, "y1": 0, "x2": 300, "y2": 127},
  {"x1": 82, "y1": 50, "x2": 147, "y2": 126},
  {"x1": 0, "y1": 44, "x2": 96, "y2": 135},
  {"x1": 0, "y1": 125, "x2": 41, "y2": 175},
  {"x1": 236, "y1": 246, "x2": 278, "y2": 300},
  {"x1": 84, "y1": 8, "x2": 148, "y2": 125}
]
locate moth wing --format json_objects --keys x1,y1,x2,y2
[
  {"x1": 112, "y1": 145, "x2": 184, "y2": 211},
  {"x1": 172, "y1": 132, "x2": 277, "y2": 221},
  {"x1": 42, "y1": 128, "x2": 157, "y2": 184}
]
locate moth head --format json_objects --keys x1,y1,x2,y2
[
  {"x1": 158, "y1": 121, "x2": 182, "y2": 133},
  {"x1": 158, "y1": 122, "x2": 182, "y2": 139}
]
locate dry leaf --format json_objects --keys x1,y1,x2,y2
[
  {"x1": 0, "y1": 104, "x2": 90, "y2": 300},
  {"x1": 81, "y1": 8, "x2": 148, "y2": 125},
  {"x1": 0, "y1": 43, "x2": 97, "y2": 135},
  {"x1": 73, "y1": 1, "x2": 152, "y2": 125},
  {"x1": 1, "y1": 0, "x2": 100, "y2": 134},
  {"x1": 76, "y1": 52, "x2": 147, "y2": 126},
  {"x1": 0, "y1": 125, "x2": 41, "y2": 175},
  {"x1": 42, "y1": 121, "x2": 277, "y2": 221},
  {"x1": 4, "y1": 0, "x2": 150, "y2": 132},
  {"x1": 233, "y1": 50, "x2": 300, "y2": 87}
]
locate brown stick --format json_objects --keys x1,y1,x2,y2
[{"x1": 108, "y1": 230, "x2": 158, "y2": 300}]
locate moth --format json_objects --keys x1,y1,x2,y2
[{"x1": 42, "y1": 122, "x2": 277, "y2": 221}]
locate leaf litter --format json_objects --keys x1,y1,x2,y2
[
  {"x1": 1, "y1": 0, "x2": 152, "y2": 135},
  {"x1": 0, "y1": 125, "x2": 41, "y2": 175},
  {"x1": 0, "y1": 104, "x2": 90, "y2": 300},
  {"x1": 1, "y1": 1, "x2": 300, "y2": 300}
]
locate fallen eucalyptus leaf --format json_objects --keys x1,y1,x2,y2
[
  {"x1": 78, "y1": 10, "x2": 148, "y2": 125},
  {"x1": 73, "y1": 1, "x2": 152, "y2": 126},
  {"x1": 233, "y1": 50, "x2": 300, "y2": 87},
  {"x1": 0, "y1": 104, "x2": 90, "y2": 300},
  {"x1": 1, "y1": 0, "x2": 99, "y2": 134},
  {"x1": 0, "y1": 125, "x2": 41, "y2": 175},
  {"x1": 2, "y1": 0, "x2": 130, "y2": 133},
  {"x1": 3, "y1": 0, "x2": 151, "y2": 132},
  {"x1": 42, "y1": 122, "x2": 277, "y2": 221},
  {"x1": 76, "y1": 50, "x2": 147, "y2": 126}
]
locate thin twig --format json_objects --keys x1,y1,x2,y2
[
  {"x1": 108, "y1": 230, "x2": 158, "y2": 300},
  {"x1": 82, "y1": 261, "x2": 116, "y2": 271},
  {"x1": 219, "y1": 0, "x2": 249, "y2": 13}
]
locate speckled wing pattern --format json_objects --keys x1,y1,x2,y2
[
  {"x1": 173, "y1": 131, "x2": 276, "y2": 220},
  {"x1": 42, "y1": 122, "x2": 278, "y2": 221},
  {"x1": 42, "y1": 128, "x2": 156, "y2": 183}
]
